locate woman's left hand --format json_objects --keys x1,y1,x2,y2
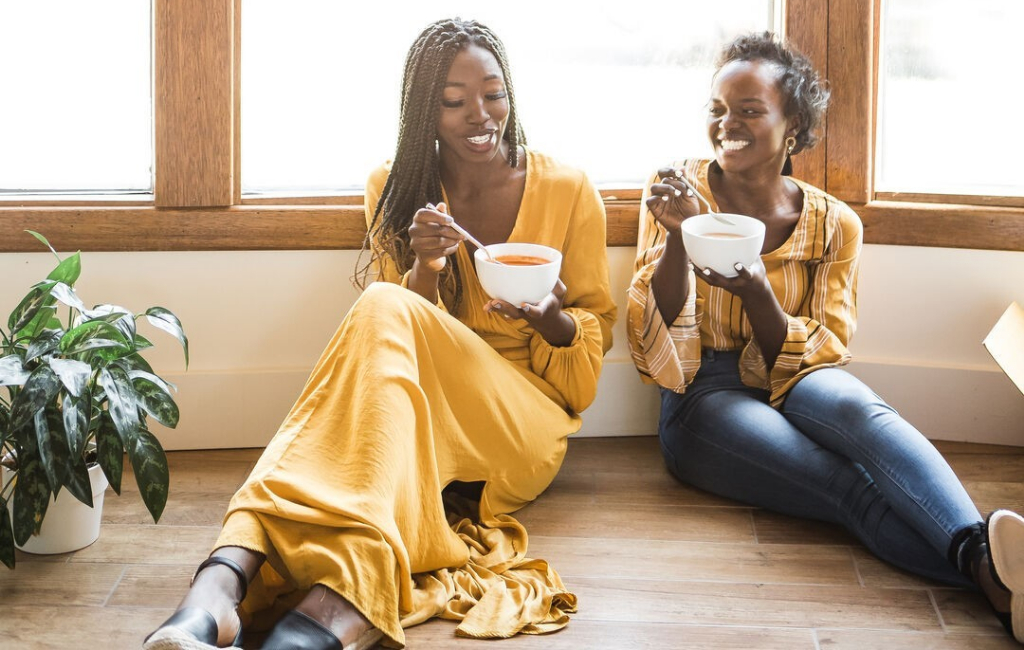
[
  {"x1": 484, "y1": 280, "x2": 577, "y2": 346},
  {"x1": 695, "y1": 260, "x2": 772, "y2": 304}
]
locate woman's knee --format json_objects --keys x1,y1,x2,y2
[
  {"x1": 348, "y1": 282, "x2": 433, "y2": 328},
  {"x1": 786, "y1": 368, "x2": 895, "y2": 425}
]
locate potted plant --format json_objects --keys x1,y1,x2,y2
[{"x1": 0, "y1": 232, "x2": 188, "y2": 568}]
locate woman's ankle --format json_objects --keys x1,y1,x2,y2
[
  {"x1": 948, "y1": 522, "x2": 987, "y2": 581},
  {"x1": 295, "y1": 584, "x2": 374, "y2": 647},
  {"x1": 188, "y1": 564, "x2": 246, "y2": 606}
]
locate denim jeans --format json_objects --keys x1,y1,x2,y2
[{"x1": 658, "y1": 350, "x2": 982, "y2": 586}]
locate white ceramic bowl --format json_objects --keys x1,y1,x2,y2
[
  {"x1": 474, "y1": 242, "x2": 562, "y2": 306},
  {"x1": 681, "y1": 213, "x2": 766, "y2": 278}
]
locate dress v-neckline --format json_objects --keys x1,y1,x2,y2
[{"x1": 441, "y1": 148, "x2": 532, "y2": 254}]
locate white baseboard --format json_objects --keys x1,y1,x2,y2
[{"x1": 152, "y1": 357, "x2": 1023, "y2": 450}]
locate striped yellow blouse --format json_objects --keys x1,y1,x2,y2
[{"x1": 626, "y1": 158, "x2": 863, "y2": 406}]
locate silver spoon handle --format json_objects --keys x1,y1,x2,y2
[
  {"x1": 674, "y1": 170, "x2": 735, "y2": 226},
  {"x1": 447, "y1": 220, "x2": 490, "y2": 256},
  {"x1": 673, "y1": 170, "x2": 714, "y2": 214},
  {"x1": 425, "y1": 202, "x2": 495, "y2": 261}
]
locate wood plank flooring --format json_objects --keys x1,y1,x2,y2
[{"x1": 2, "y1": 437, "x2": 1022, "y2": 649}]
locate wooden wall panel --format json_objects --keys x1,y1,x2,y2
[
  {"x1": 825, "y1": 0, "x2": 875, "y2": 203},
  {"x1": 785, "y1": 0, "x2": 829, "y2": 189},
  {"x1": 154, "y1": 0, "x2": 235, "y2": 207}
]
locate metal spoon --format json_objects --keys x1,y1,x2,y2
[
  {"x1": 673, "y1": 170, "x2": 736, "y2": 226},
  {"x1": 428, "y1": 203, "x2": 504, "y2": 264}
]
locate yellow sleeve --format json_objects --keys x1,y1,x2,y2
[
  {"x1": 742, "y1": 199, "x2": 863, "y2": 405},
  {"x1": 528, "y1": 171, "x2": 616, "y2": 414},
  {"x1": 625, "y1": 166, "x2": 703, "y2": 393},
  {"x1": 363, "y1": 163, "x2": 403, "y2": 285}
]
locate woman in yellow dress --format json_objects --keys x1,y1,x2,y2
[{"x1": 145, "y1": 17, "x2": 615, "y2": 650}]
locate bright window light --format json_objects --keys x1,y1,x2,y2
[
  {"x1": 0, "y1": 1, "x2": 152, "y2": 195},
  {"x1": 242, "y1": 1, "x2": 776, "y2": 194},
  {"x1": 878, "y1": 0, "x2": 1024, "y2": 197}
]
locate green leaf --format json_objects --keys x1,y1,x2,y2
[
  {"x1": 59, "y1": 320, "x2": 131, "y2": 358},
  {"x1": 128, "y1": 427, "x2": 168, "y2": 523},
  {"x1": 116, "y1": 353, "x2": 154, "y2": 376},
  {"x1": 61, "y1": 454, "x2": 93, "y2": 508},
  {"x1": 47, "y1": 358, "x2": 92, "y2": 397},
  {"x1": 133, "y1": 332, "x2": 153, "y2": 352},
  {"x1": 26, "y1": 230, "x2": 59, "y2": 258},
  {"x1": 35, "y1": 410, "x2": 71, "y2": 495},
  {"x1": 25, "y1": 329, "x2": 62, "y2": 362},
  {"x1": 131, "y1": 372, "x2": 180, "y2": 429},
  {"x1": 0, "y1": 499, "x2": 15, "y2": 569},
  {"x1": 145, "y1": 307, "x2": 189, "y2": 368},
  {"x1": 84, "y1": 305, "x2": 135, "y2": 344},
  {"x1": 95, "y1": 413, "x2": 123, "y2": 495},
  {"x1": 8, "y1": 282, "x2": 56, "y2": 333},
  {"x1": 0, "y1": 355, "x2": 30, "y2": 387},
  {"x1": 0, "y1": 407, "x2": 9, "y2": 445},
  {"x1": 62, "y1": 391, "x2": 90, "y2": 459},
  {"x1": 98, "y1": 366, "x2": 139, "y2": 444},
  {"x1": 49, "y1": 281, "x2": 87, "y2": 314},
  {"x1": 81, "y1": 309, "x2": 133, "y2": 326},
  {"x1": 45, "y1": 251, "x2": 81, "y2": 286},
  {"x1": 9, "y1": 365, "x2": 60, "y2": 430},
  {"x1": 12, "y1": 440, "x2": 51, "y2": 543}
]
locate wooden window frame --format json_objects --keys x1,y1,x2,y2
[{"x1": 1, "y1": 0, "x2": 1021, "y2": 253}]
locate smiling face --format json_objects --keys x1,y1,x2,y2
[
  {"x1": 706, "y1": 59, "x2": 797, "y2": 175},
  {"x1": 436, "y1": 44, "x2": 510, "y2": 166}
]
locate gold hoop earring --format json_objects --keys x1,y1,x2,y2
[{"x1": 785, "y1": 136, "x2": 797, "y2": 155}]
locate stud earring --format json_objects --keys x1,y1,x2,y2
[{"x1": 785, "y1": 136, "x2": 797, "y2": 155}]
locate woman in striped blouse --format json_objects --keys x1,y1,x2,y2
[{"x1": 626, "y1": 31, "x2": 1023, "y2": 642}]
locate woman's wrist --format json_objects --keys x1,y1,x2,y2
[
  {"x1": 534, "y1": 310, "x2": 577, "y2": 347},
  {"x1": 408, "y1": 258, "x2": 441, "y2": 302}
]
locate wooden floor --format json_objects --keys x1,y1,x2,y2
[{"x1": 2, "y1": 436, "x2": 1023, "y2": 649}]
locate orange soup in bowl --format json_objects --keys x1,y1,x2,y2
[{"x1": 494, "y1": 254, "x2": 550, "y2": 266}]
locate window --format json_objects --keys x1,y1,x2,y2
[
  {"x1": 1, "y1": 0, "x2": 1021, "y2": 252},
  {"x1": 0, "y1": 1, "x2": 152, "y2": 195},
  {"x1": 241, "y1": 0, "x2": 776, "y2": 194},
  {"x1": 877, "y1": 0, "x2": 1024, "y2": 199}
]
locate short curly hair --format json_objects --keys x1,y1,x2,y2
[{"x1": 716, "y1": 31, "x2": 830, "y2": 155}]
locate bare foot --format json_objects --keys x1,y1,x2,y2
[{"x1": 294, "y1": 584, "x2": 375, "y2": 647}]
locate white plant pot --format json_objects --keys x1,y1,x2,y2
[{"x1": 2, "y1": 463, "x2": 109, "y2": 555}]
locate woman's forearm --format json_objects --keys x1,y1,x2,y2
[
  {"x1": 651, "y1": 232, "x2": 691, "y2": 325},
  {"x1": 407, "y1": 259, "x2": 441, "y2": 304},
  {"x1": 742, "y1": 290, "x2": 788, "y2": 370}
]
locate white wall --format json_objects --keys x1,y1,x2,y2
[{"x1": 1, "y1": 244, "x2": 1021, "y2": 450}]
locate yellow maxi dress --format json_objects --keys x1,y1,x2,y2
[{"x1": 216, "y1": 148, "x2": 616, "y2": 647}]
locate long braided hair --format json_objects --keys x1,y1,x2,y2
[{"x1": 358, "y1": 18, "x2": 526, "y2": 314}]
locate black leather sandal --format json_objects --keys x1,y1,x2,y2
[
  {"x1": 143, "y1": 555, "x2": 248, "y2": 649},
  {"x1": 262, "y1": 610, "x2": 384, "y2": 650}
]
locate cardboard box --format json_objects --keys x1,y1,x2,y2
[{"x1": 984, "y1": 301, "x2": 1024, "y2": 396}]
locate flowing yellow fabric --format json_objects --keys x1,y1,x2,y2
[
  {"x1": 627, "y1": 158, "x2": 862, "y2": 406},
  {"x1": 216, "y1": 149, "x2": 615, "y2": 647}
]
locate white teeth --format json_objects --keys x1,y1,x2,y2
[
  {"x1": 720, "y1": 140, "x2": 750, "y2": 151},
  {"x1": 467, "y1": 134, "x2": 491, "y2": 145}
]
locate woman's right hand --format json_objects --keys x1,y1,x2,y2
[
  {"x1": 644, "y1": 167, "x2": 701, "y2": 234},
  {"x1": 408, "y1": 202, "x2": 463, "y2": 273}
]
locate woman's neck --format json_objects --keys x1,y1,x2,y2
[
  {"x1": 438, "y1": 142, "x2": 517, "y2": 198},
  {"x1": 709, "y1": 163, "x2": 797, "y2": 221}
]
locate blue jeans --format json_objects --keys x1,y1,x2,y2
[{"x1": 658, "y1": 350, "x2": 982, "y2": 586}]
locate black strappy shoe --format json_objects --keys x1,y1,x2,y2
[
  {"x1": 143, "y1": 555, "x2": 248, "y2": 650},
  {"x1": 261, "y1": 610, "x2": 383, "y2": 650}
]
